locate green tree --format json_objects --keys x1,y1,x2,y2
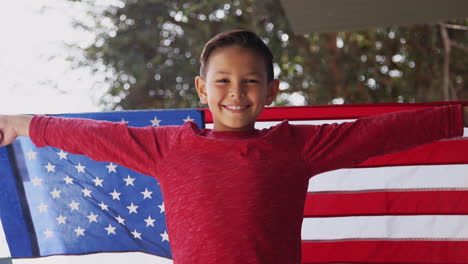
[{"x1": 68, "y1": 0, "x2": 468, "y2": 109}]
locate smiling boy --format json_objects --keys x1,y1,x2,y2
[
  {"x1": 0, "y1": 29, "x2": 467, "y2": 264},
  {"x1": 195, "y1": 39, "x2": 279, "y2": 131}
]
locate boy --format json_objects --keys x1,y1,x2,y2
[{"x1": 0, "y1": 29, "x2": 467, "y2": 264}]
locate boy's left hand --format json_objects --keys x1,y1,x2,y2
[{"x1": 0, "y1": 115, "x2": 32, "y2": 147}]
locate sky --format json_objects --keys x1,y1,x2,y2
[{"x1": 0, "y1": 0, "x2": 103, "y2": 115}]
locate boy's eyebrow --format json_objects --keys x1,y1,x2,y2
[{"x1": 215, "y1": 71, "x2": 230, "y2": 74}]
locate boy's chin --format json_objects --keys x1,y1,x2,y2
[{"x1": 215, "y1": 121, "x2": 256, "y2": 132}]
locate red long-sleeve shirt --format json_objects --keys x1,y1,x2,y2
[{"x1": 30, "y1": 105, "x2": 464, "y2": 264}]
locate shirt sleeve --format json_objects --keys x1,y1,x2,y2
[
  {"x1": 29, "y1": 115, "x2": 177, "y2": 177},
  {"x1": 292, "y1": 104, "x2": 464, "y2": 177}
]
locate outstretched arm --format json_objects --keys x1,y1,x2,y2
[
  {"x1": 296, "y1": 104, "x2": 466, "y2": 177},
  {"x1": 0, "y1": 114, "x2": 174, "y2": 177},
  {"x1": 0, "y1": 115, "x2": 33, "y2": 146}
]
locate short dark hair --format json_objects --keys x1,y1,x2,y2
[{"x1": 199, "y1": 29, "x2": 274, "y2": 83}]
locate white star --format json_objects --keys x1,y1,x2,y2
[
  {"x1": 69, "y1": 200, "x2": 80, "y2": 211},
  {"x1": 144, "y1": 216, "x2": 156, "y2": 227},
  {"x1": 110, "y1": 189, "x2": 121, "y2": 200},
  {"x1": 158, "y1": 202, "x2": 165, "y2": 213},
  {"x1": 74, "y1": 226, "x2": 85, "y2": 237},
  {"x1": 120, "y1": 118, "x2": 128, "y2": 124},
  {"x1": 92, "y1": 177, "x2": 104, "y2": 187},
  {"x1": 98, "y1": 201, "x2": 109, "y2": 211},
  {"x1": 150, "y1": 116, "x2": 162, "y2": 127},
  {"x1": 43, "y1": 229, "x2": 54, "y2": 239},
  {"x1": 37, "y1": 202, "x2": 48, "y2": 213},
  {"x1": 27, "y1": 150, "x2": 37, "y2": 160},
  {"x1": 115, "y1": 215, "x2": 126, "y2": 225},
  {"x1": 127, "y1": 202, "x2": 139, "y2": 214},
  {"x1": 105, "y1": 224, "x2": 116, "y2": 235},
  {"x1": 64, "y1": 175, "x2": 74, "y2": 184},
  {"x1": 160, "y1": 230, "x2": 169, "y2": 242},
  {"x1": 50, "y1": 188, "x2": 61, "y2": 199},
  {"x1": 131, "y1": 229, "x2": 142, "y2": 240},
  {"x1": 44, "y1": 162, "x2": 56, "y2": 172},
  {"x1": 82, "y1": 187, "x2": 92, "y2": 198},
  {"x1": 183, "y1": 115, "x2": 194, "y2": 122},
  {"x1": 124, "y1": 175, "x2": 135, "y2": 186},
  {"x1": 141, "y1": 188, "x2": 153, "y2": 199},
  {"x1": 106, "y1": 163, "x2": 117, "y2": 173},
  {"x1": 56, "y1": 150, "x2": 68, "y2": 160},
  {"x1": 87, "y1": 212, "x2": 98, "y2": 223},
  {"x1": 32, "y1": 177, "x2": 43, "y2": 186},
  {"x1": 75, "y1": 163, "x2": 86, "y2": 173},
  {"x1": 56, "y1": 214, "x2": 67, "y2": 224}
]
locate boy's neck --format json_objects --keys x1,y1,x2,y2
[{"x1": 212, "y1": 123, "x2": 256, "y2": 132}]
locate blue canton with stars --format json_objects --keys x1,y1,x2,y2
[{"x1": 0, "y1": 109, "x2": 203, "y2": 258}]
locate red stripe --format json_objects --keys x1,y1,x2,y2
[
  {"x1": 301, "y1": 240, "x2": 468, "y2": 263},
  {"x1": 199, "y1": 101, "x2": 468, "y2": 123},
  {"x1": 356, "y1": 139, "x2": 468, "y2": 167},
  {"x1": 304, "y1": 190, "x2": 468, "y2": 217}
]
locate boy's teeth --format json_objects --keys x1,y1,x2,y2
[{"x1": 225, "y1": 105, "x2": 247, "y2": 110}]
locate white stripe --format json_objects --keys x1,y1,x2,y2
[
  {"x1": 302, "y1": 215, "x2": 468, "y2": 240},
  {"x1": 0, "y1": 219, "x2": 11, "y2": 258},
  {"x1": 309, "y1": 164, "x2": 468, "y2": 192},
  {"x1": 12, "y1": 252, "x2": 172, "y2": 264}
]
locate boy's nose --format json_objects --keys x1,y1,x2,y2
[{"x1": 229, "y1": 83, "x2": 246, "y2": 98}]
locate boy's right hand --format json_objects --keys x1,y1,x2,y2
[{"x1": 0, "y1": 115, "x2": 33, "y2": 147}]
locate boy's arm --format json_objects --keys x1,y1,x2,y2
[
  {"x1": 295, "y1": 104, "x2": 465, "y2": 177},
  {"x1": 0, "y1": 115, "x2": 172, "y2": 177}
]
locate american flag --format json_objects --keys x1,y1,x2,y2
[
  {"x1": 0, "y1": 109, "x2": 203, "y2": 263},
  {"x1": 1, "y1": 103, "x2": 468, "y2": 264}
]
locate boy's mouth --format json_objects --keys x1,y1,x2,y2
[{"x1": 222, "y1": 105, "x2": 250, "y2": 112}]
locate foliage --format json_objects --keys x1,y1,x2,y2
[{"x1": 67, "y1": 0, "x2": 468, "y2": 109}]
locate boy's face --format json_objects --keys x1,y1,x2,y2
[{"x1": 195, "y1": 45, "x2": 279, "y2": 131}]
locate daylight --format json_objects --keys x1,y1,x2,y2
[{"x1": 0, "y1": 0, "x2": 102, "y2": 115}]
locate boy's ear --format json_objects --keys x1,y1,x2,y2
[
  {"x1": 265, "y1": 79, "x2": 280, "y2": 106},
  {"x1": 195, "y1": 76, "x2": 208, "y2": 104}
]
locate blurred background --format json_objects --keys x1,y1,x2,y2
[{"x1": 1, "y1": 0, "x2": 467, "y2": 114}]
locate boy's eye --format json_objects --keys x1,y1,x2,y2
[{"x1": 215, "y1": 79, "x2": 258, "y2": 83}]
